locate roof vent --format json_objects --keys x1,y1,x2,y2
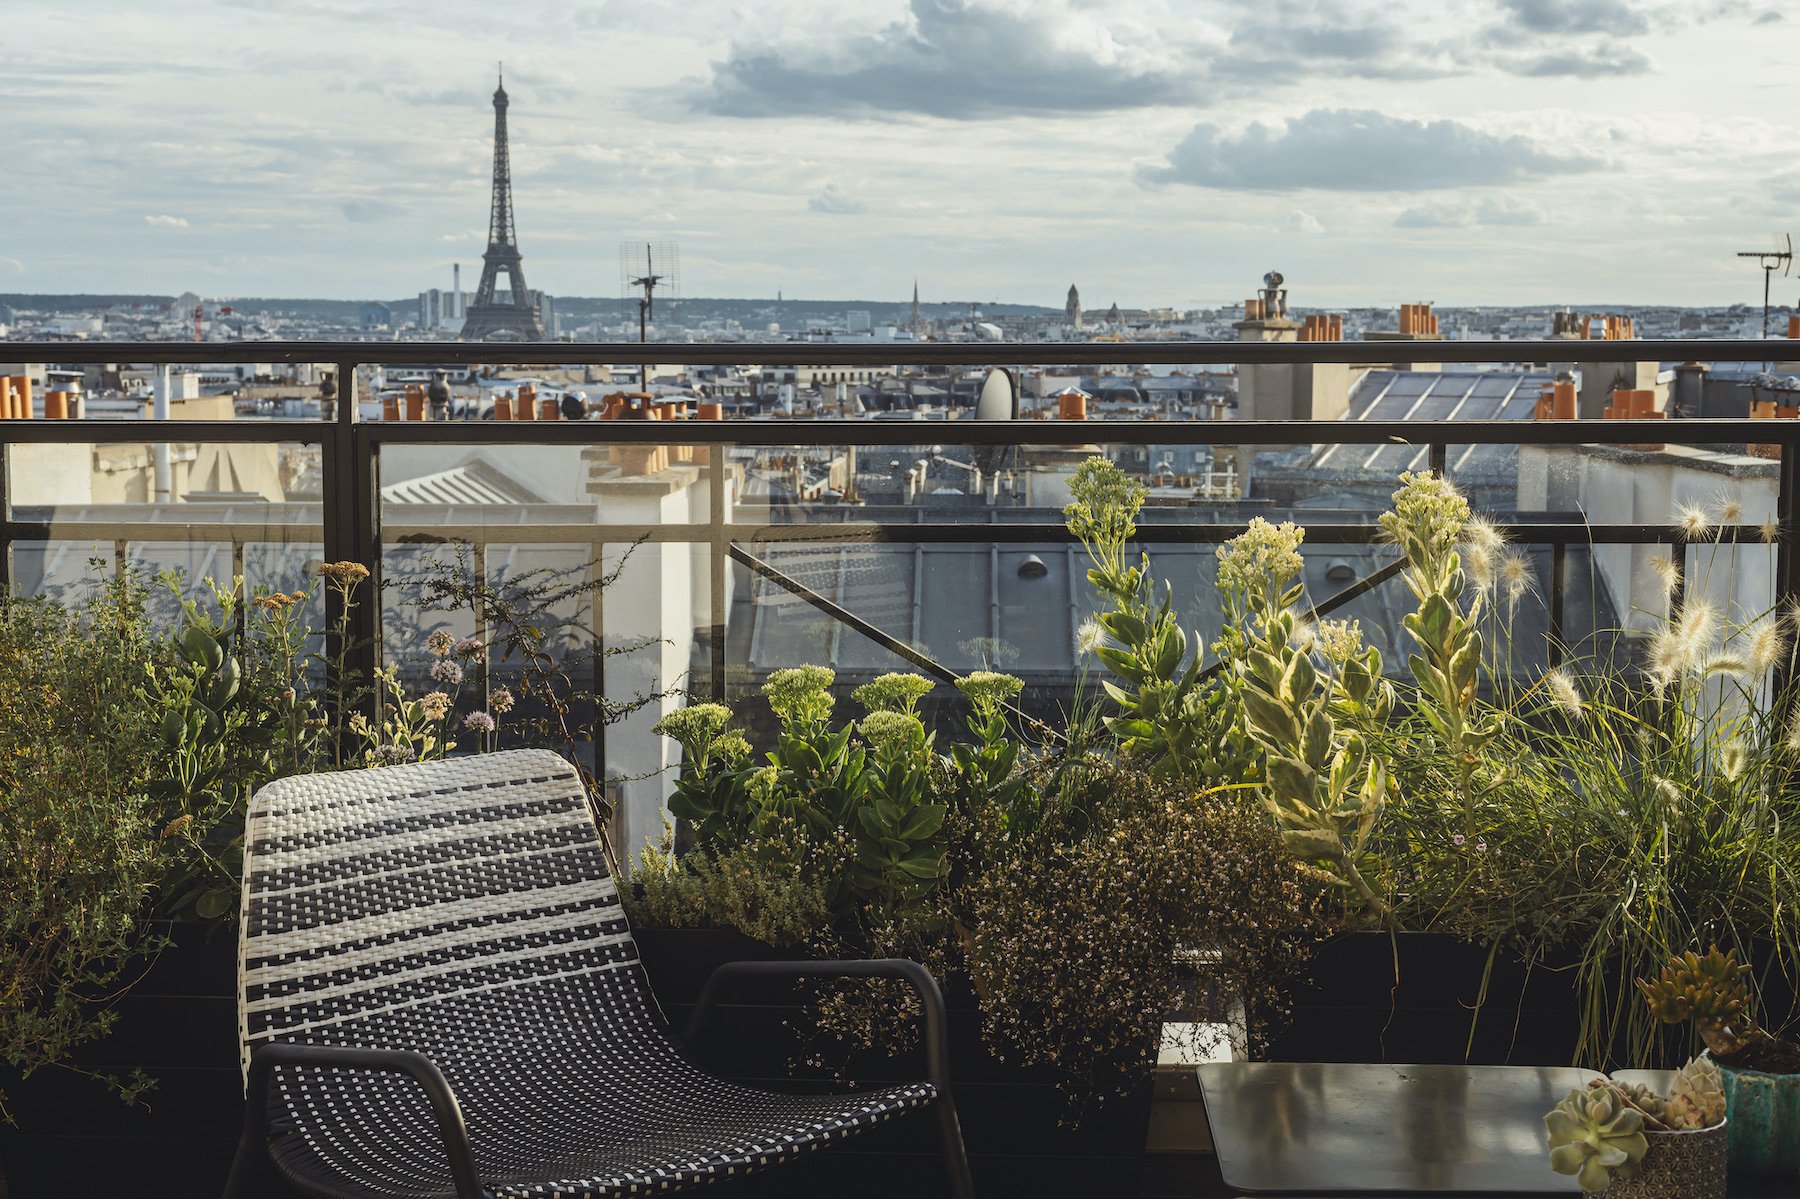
[{"x1": 1017, "y1": 554, "x2": 1049, "y2": 580}]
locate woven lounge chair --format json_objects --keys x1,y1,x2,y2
[{"x1": 223, "y1": 749, "x2": 974, "y2": 1198}]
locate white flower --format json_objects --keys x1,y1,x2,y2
[
  {"x1": 1076, "y1": 618, "x2": 1105, "y2": 655},
  {"x1": 1747, "y1": 620, "x2": 1789, "y2": 675},
  {"x1": 1676, "y1": 503, "x2": 1712, "y2": 541},
  {"x1": 1647, "y1": 553, "x2": 1682, "y2": 597},
  {"x1": 1544, "y1": 669, "x2": 1583, "y2": 718}
]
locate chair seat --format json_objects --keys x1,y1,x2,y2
[{"x1": 262, "y1": 976, "x2": 936, "y2": 1199}]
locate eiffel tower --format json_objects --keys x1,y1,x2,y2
[{"x1": 460, "y1": 70, "x2": 543, "y2": 341}]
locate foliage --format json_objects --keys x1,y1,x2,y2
[
  {"x1": 1, "y1": 546, "x2": 649, "y2": 1123},
  {"x1": 1060, "y1": 462, "x2": 1800, "y2": 1068},
  {"x1": 412, "y1": 541, "x2": 661, "y2": 842},
  {"x1": 1226, "y1": 534, "x2": 1395, "y2": 919},
  {"x1": 1064, "y1": 457, "x2": 1256, "y2": 782},
  {"x1": 653, "y1": 668, "x2": 961, "y2": 928},
  {"x1": 0, "y1": 578, "x2": 168, "y2": 1120},
  {"x1": 1382, "y1": 473, "x2": 1501, "y2": 838},
  {"x1": 959, "y1": 754, "x2": 1322, "y2": 1108},
  {"x1": 623, "y1": 831, "x2": 833, "y2": 948}
]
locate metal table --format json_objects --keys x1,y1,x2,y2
[{"x1": 1197, "y1": 1063, "x2": 1800, "y2": 1198}]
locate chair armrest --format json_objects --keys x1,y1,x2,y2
[
  {"x1": 241, "y1": 1042, "x2": 488, "y2": 1199},
  {"x1": 684, "y1": 958, "x2": 952, "y2": 1088}
]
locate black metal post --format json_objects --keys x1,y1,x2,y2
[
  {"x1": 709, "y1": 448, "x2": 727, "y2": 700},
  {"x1": 322, "y1": 359, "x2": 380, "y2": 716},
  {"x1": 1549, "y1": 543, "x2": 1568, "y2": 668}
]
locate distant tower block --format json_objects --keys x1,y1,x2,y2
[
  {"x1": 461, "y1": 70, "x2": 544, "y2": 341},
  {"x1": 1065, "y1": 284, "x2": 1082, "y2": 330}
]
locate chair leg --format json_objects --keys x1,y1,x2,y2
[
  {"x1": 221, "y1": 1132, "x2": 279, "y2": 1199},
  {"x1": 934, "y1": 1097, "x2": 976, "y2": 1199}
]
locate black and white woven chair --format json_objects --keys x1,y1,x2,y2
[{"x1": 223, "y1": 748, "x2": 974, "y2": 1199}]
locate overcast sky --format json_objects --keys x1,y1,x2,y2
[{"x1": 4, "y1": 0, "x2": 1798, "y2": 307}]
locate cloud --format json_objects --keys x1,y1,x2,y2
[
  {"x1": 1497, "y1": 0, "x2": 1651, "y2": 36},
  {"x1": 1287, "y1": 209, "x2": 1325, "y2": 234},
  {"x1": 1394, "y1": 197, "x2": 1545, "y2": 228},
  {"x1": 1506, "y1": 42, "x2": 1653, "y2": 76},
  {"x1": 342, "y1": 200, "x2": 404, "y2": 222},
  {"x1": 696, "y1": 0, "x2": 1193, "y2": 119},
  {"x1": 1756, "y1": 9, "x2": 1784, "y2": 21},
  {"x1": 808, "y1": 181, "x2": 865, "y2": 214},
  {"x1": 1215, "y1": 3, "x2": 1464, "y2": 85},
  {"x1": 1142, "y1": 109, "x2": 1600, "y2": 192},
  {"x1": 144, "y1": 213, "x2": 189, "y2": 227}
]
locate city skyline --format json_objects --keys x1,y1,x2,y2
[{"x1": 5, "y1": 1, "x2": 1799, "y2": 307}]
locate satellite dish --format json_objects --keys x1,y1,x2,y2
[
  {"x1": 1263, "y1": 271, "x2": 1284, "y2": 290},
  {"x1": 975, "y1": 368, "x2": 1016, "y2": 422}
]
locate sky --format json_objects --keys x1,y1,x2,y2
[{"x1": 3, "y1": 0, "x2": 1799, "y2": 308}]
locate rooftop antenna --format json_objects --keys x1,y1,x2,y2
[
  {"x1": 1736, "y1": 233, "x2": 1792, "y2": 341},
  {"x1": 620, "y1": 240, "x2": 680, "y2": 389}
]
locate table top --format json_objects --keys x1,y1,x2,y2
[
  {"x1": 1198, "y1": 1062, "x2": 1800, "y2": 1198},
  {"x1": 1197, "y1": 1062, "x2": 1601, "y2": 1196}
]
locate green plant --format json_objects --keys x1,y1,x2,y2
[
  {"x1": 656, "y1": 669, "x2": 974, "y2": 928},
  {"x1": 1665, "y1": 1055, "x2": 1727, "y2": 1129},
  {"x1": 624, "y1": 831, "x2": 834, "y2": 948},
  {"x1": 1546, "y1": 1058, "x2": 1725, "y2": 1193},
  {"x1": 1064, "y1": 457, "x2": 1254, "y2": 782},
  {"x1": 0, "y1": 577, "x2": 169, "y2": 1121},
  {"x1": 1382, "y1": 472, "x2": 1502, "y2": 839},
  {"x1": 1546, "y1": 1084, "x2": 1650, "y2": 1192},
  {"x1": 960, "y1": 754, "x2": 1323, "y2": 1109},
  {"x1": 1638, "y1": 946, "x2": 1800, "y2": 1072}
]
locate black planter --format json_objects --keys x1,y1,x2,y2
[
  {"x1": 631, "y1": 925, "x2": 1155, "y2": 1199},
  {"x1": 1262, "y1": 931, "x2": 1593, "y2": 1066},
  {"x1": 0, "y1": 921, "x2": 242, "y2": 1199}
]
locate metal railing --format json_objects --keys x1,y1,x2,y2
[{"x1": 5, "y1": 339, "x2": 1799, "y2": 731}]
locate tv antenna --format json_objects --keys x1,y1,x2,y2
[
  {"x1": 620, "y1": 241, "x2": 680, "y2": 388},
  {"x1": 1736, "y1": 234, "x2": 1792, "y2": 340}
]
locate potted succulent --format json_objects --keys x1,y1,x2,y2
[
  {"x1": 1545, "y1": 1058, "x2": 1728, "y2": 1197},
  {"x1": 1638, "y1": 946, "x2": 1800, "y2": 1174}
]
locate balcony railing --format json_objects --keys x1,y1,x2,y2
[{"x1": 5, "y1": 338, "x2": 1799, "y2": 848}]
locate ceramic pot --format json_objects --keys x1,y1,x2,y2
[
  {"x1": 1604, "y1": 1121, "x2": 1727, "y2": 1199},
  {"x1": 1718, "y1": 1061, "x2": 1800, "y2": 1175}
]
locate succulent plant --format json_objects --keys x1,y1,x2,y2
[
  {"x1": 1546, "y1": 1085, "x2": 1649, "y2": 1193},
  {"x1": 1664, "y1": 1057, "x2": 1727, "y2": 1131},
  {"x1": 1637, "y1": 946, "x2": 1757, "y2": 1056},
  {"x1": 1601, "y1": 1078, "x2": 1666, "y2": 1124}
]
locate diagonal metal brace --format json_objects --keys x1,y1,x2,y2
[{"x1": 729, "y1": 542, "x2": 1063, "y2": 742}]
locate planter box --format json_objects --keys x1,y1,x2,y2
[
  {"x1": 1263, "y1": 932, "x2": 1593, "y2": 1066},
  {"x1": 1265, "y1": 933, "x2": 1800, "y2": 1071},
  {"x1": 0, "y1": 921, "x2": 244, "y2": 1199},
  {"x1": 631, "y1": 925, "x2": 1155, "y2": 1199}
]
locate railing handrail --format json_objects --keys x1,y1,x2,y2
[
  {"x1": 2, "y1": 417, "x2": 1798, "y2": 447},
  {"x1": 7, "y1": 337, "x2": 1797, "y2": 367}
]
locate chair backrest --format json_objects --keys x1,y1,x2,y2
[{"x1": 238, "y1": 749, "x2": 640, "y2": 1074}]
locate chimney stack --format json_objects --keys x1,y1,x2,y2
[{"x1": 1298, "y1": 314, "x2": 1343, "y2": 342}]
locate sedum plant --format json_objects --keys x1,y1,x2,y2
[
  {"x1": 647, "y1": 668, "x2": 1002, "y2": 933},
  {"x1": 1222, "y1": 519, "x2": 1396, "y2": 920},
  {"x1": 1382, "y1": 472, "x2": 1501, "y2": 838},
  {"x1": 1064, "y1": 457, "x2": 1254, "y2": 782}
]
